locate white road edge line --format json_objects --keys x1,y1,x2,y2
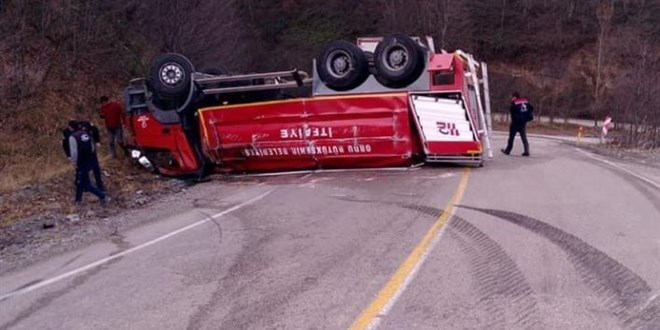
[
  {"x1": 367, "y1": 209, "x2": 458, "y2": 330},
  {"x1": 0, "y1": 190, "x2": 273, "y2": 302},
  {"x1": 575, "y1": 148, "x2": 660, "y2": 189}
]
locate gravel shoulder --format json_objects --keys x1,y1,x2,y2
[{"x1": 0, "y1": 160, "x2": 194, "y2": 275}]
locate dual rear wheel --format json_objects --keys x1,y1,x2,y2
[{"x1": 316, "y1": 34, "x2": 426, "y2": 91}]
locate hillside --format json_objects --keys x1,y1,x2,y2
[{"x1": 1, "y1": 0, "x2": 659, "y2": 194}]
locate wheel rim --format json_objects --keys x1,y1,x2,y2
[
  {"x1": 383, "y1": 44, "x2": 409, "y2": 72},
  {"x1": 159, "y1": 63, "x2": 185, "y2": 86},
  {"x1": 326, "y1": 50, "x2": 352, "y2": 79}
]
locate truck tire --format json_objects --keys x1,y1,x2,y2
[
  {"x1": 149, "y1": 53, "x2": 194, "y2": 101},
  {"x1": 374, "y1": 34, "x2": 426, "y2": 88},
  {"x1": 316, "y1": 41, "x2": 369, "y2": 91}
]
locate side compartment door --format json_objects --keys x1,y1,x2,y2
[
  {"x1": 305, "y1": 93, "x2": 414, "y2": 168},
  {"x1": 198, "y1": 100, "x2": 316, "y2": 172}
]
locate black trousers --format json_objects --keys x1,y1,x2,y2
[
  {"x1": 91, "y1": 154, "x2": 105, "y2": 192},
  {"x1": 75, "y1": 163, "x2": 106, "y2": 203},
  {"x1": 505, "y1": 123, "x2": 529, "y2": 154}
]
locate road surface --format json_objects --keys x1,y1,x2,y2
[{"x1": 1, "y1": 136, "x2": 659, "y2": 330}]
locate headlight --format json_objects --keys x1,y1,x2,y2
[{"x1": 131, "y1": 150, "x2": 142, "y2": 159}]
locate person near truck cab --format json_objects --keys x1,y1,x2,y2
[
  {"x1": 99, "y1": 95, "x2": 124, "y2": 158},
  {"x1": 501, "y1": 92, "x2": 533, "y2": 157},
  {"x1": 69, "y1": 123, "x2": 108, "y2": 206}
]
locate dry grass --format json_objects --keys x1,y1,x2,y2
[
  {"x1": 0, "y1": 86, "x2": 176, "y2": 228},
  {"x1": 0, "y1": 153, "x2": 173, "y2": 228},
  {"x1": 0, "y1": 152, "x2": 71, "y2": 192},
  {"x1": 0, "y1": 87, "x2": 115, "y2": 192}
]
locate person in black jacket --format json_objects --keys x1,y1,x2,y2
[
  {"x1": 62, "y1": 120, "x2": 105, "y2": 192},
  {"x1": 77, "y1": 120, "x2": 105, "y2": 192},
  {"x1": 501, "y1": 92, "x2": 533, "y2": 156},
  {"x1": 69, "y1": 123, "x2": 108, "y2": 205}
]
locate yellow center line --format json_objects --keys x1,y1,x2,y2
[{"x1": 349, "y1": 168, "x2": 471, "y2": 330}]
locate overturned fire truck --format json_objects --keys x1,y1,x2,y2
[{"x1": 123, "y1": 34, "x2": 494, "y2": 177}]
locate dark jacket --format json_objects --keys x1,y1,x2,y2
[
  {"x1": 69, "y1": 130, "x2": 96, "y2": 167},
  {"x1": 510, "y1": 97, "x2": 533, "y2": 125},
  {"x1": 78, "y1": 121, "x2": 101, "y2": 144},
  {"x1": 62, "y1": 121, "x2": 100, "y2": 158}
]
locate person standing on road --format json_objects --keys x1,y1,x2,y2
[
  {"x1": 69, "y1": 123, "x2": 108, "y2": 206},
  {"x1": 502, "y1": 92, "x2": 533, "y2": 157},
  {"x1": 99, "y1": 95, "x2": 124, "y2": 158}
]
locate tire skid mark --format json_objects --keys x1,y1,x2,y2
[
  {"x1": 56, "y1": 254, "x2": 83, "y2": 271},
  {"x1": 461, "y1": 206, "x2": 660, "y2": 329},
  {"x1": 6, "y1": 279, "x2": 44, "y2": 295},
  {"x1": 185, "y1": 211, "x2": 227, "y2": 330},
  {"x1": 630, "y1": 295, "x2": 660, "y2": 330},
  {"x1": 186, "y1": 185, "x2": 360, "y2": 329},
  {"x1": 186, "y1": 223, "x2": 365, "y2": 330},
  {"x1": 450, "y1": 217, "x2": 543, "y2": 330},
  {"x1": 4, "y1": 254, "x2": 86, "y2": 294},
  {"x1": 399, "y1": 203, "x2": 542, "y2": 329},
  {"x1": 397, "y1": 203, "x2": 443, "y2": 218},
  {"x1": 331, "y1": 195, "x2": 376, "y2": 204},
  {"x1": 0, "y1": 233, "x2": 130, "y2": 330}
]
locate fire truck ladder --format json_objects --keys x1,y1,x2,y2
[{"x1": 457, "y1": 50, "x2": 494, "y2": 158}]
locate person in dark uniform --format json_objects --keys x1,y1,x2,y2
[
  {"x1": 69, "y1": 123, "x2": 108, "y2": 206},
  {"x1": 501, "y1": 92, "x2": 533, "y2": 156},
  {"x1": 77, "y1": 120, "x2": 105, "y2": 192},
  {"x1": 63, "y1": 120, "x2": 105, "y2": 192}
]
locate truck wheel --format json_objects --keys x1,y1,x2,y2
[
  {"x1": 316, "y1": 41, "x2": 369, "y2": 91},
  {"x1": 374, "y1": 34, "x2": 426, "y2": 88},
  {"x1": 149, "y1": 53, "x2": 194, "y2": 101}
]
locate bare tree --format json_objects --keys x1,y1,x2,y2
[
  {"x1": 135, "y1": 0, "x2": 248, "y2": 71},
  {"x1": 593, "y1": 1, "x2": 614, "y2": 126}
]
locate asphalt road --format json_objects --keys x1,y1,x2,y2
[{"x1": 1, "y1": 136, "x2": 659, "y2": 330}]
